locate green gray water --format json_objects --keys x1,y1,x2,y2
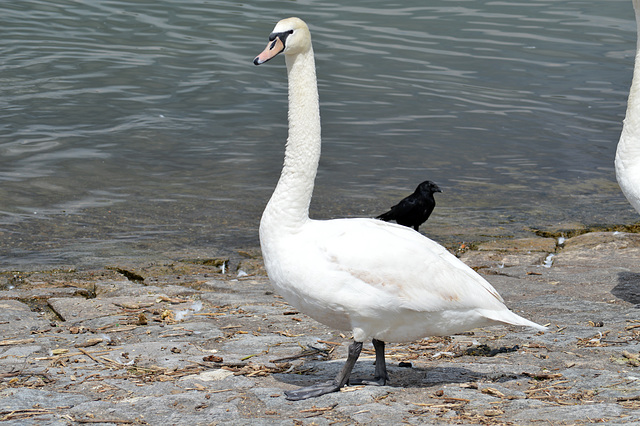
[{"x1": 1, "y1": 0, "x2": 638, "y2": 269}]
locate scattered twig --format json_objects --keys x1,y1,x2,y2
[
  {"x1": 0, "y1": 338, "x2": 35, "y2": 346},
  {"x1": 97, "y1": 325, "x2": 139, "y2": 332},
  {"x1": 300, "y1": 403, "x2": 338, "y2": 418},
  {"x1": 617, "y1": 395, "x2": 640, "y2": 402},
  {"x1": 34, "y1": 348, "x2": 118, "y2": 361},
  {"x1": 156, "y1": 295, "x2": 189, "y2": 304},
  {"x1": 1, "y1": 409, "x2": 55, "y2": 421},
  {"x1": 75, "y1": 338, "x2": 104, "y2": 348},
  {"x1": 0, "y1": 371, "x2": 21, "y2": 379},
  {"x1": 316, "y1": 340, "x2": 342, "y2": 346},
  {"x1": 522, "y1": 371, "x2": 564, "y2": 380},
  {"x1": 73, "y1": 418, "x2": 136, "y2": 424},
  {"x1": 77, "y1": 348, "x2": 122, "y2": 369},
  {"x1": 209, "y1": 388, "x2": 234, "y2": 394},
  {"x1": 159, "y1": 331, "x2": 194, "y2": 338},
  {"x1": 481, "y1": 387, "x2": 516, "y2": 399},
  {"x1": 113, "y1": 301, "x2": 154, "y2": 310}
]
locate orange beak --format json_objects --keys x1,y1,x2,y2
[{"x1": 254, "y1": 36, "x2": 285, "y2": 65}]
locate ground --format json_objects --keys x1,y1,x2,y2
[{"x1": 1, "y1": 231, "x2": 640, "y2": 425}]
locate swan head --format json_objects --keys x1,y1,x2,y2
[{"x1": 254, "y1": 17, "x2": 312, "y2": 65}]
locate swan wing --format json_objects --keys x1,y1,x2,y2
[{"x1": 304, "y1": 218, "x2": 505, "y2": 313}]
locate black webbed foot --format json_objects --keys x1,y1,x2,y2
[
  {"x1": 284, "y1": 380, "x2": 341, "y2": 401},
  {"x1": 349, "y1": 375, "x2": 387, "y2": 386},
  {"x1": 282, "y1": 339, "x2": 391, "y2": 400},
  {"x1": 283, "y1": 341, "x2": 364, "y2": 400}
]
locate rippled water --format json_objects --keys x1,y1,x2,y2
[{"x1": 0, "y1": 0, "x2": 637, "y2": 269}]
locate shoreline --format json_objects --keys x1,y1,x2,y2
[
  {"x1": 1, "y1": 229, "x2": 640, "y2": 424},
  {"x1": 2, "y1": 217, "x2": 640, "y2": 274}
]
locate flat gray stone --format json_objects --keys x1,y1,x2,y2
[
  {"x1": 3, "y1": 232, "x2": 640, "y2": 425},
  {"x1": 0, "y1": 300, "x2": 50, "y2": 338}
]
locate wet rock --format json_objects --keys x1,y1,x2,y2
[
  {"x1": 563, "y1": 231, "x2": 640, "y2": 250},
  {"x1": 460, "y1": 237, "x2": 557, "y2": 272},
  {"x1": 554, "y1": 232, "x2": 640, "y2": 268},
  {"x1": 460, "y1": 250, "x2": 547, "y2": 270},
  {"x1": 0, "y1": 388, "x2": 90, "y2": 411},
  {"x1": 0, "y1": 286, "x2": 92, "y2": 301},
  {"x1": 2, "y1": 232, "x2": 640, "y2": 425},
  {"x1": 94, "y1": 280, "x2": 199, "y2": 298},
  {"x1": 181, "y1": 257, "x2": 229, "y2": 273},
  {"x1": 476, "y1": 237, "x2": 557, "y2": 253}
]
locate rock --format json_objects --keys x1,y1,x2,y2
[
  {"x1": 2, "y1": 233, "x2": 640, "y2": 425},
  {"x1": 554, "y1": 232, "x2": 640, "y2": 268},
  {"x1": 460, "y1": 250, "x2": 547, "y2": 270},
  {"x1": 460, "y1": 237, "x2": 556, "y2": 271},
  {"x1": 0, "y1": 300, "x2": 50, "y2": 338},
  {"x1": 476, "y1": 237, "x2": 557, "y2": 253},
  {"x1": 562, "y1": 231, "x2": 640, "y2": 251}
]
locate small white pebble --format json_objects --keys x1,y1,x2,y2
[
  {"x1": 174, "y1": 309, "x2": 189, "y2": 321},
  {"x1": 432, "y1": 351, "x2": 455, "y2": 358},
  {"x1": 190, "y1": 300, "x2": 203, "y2": 312}
]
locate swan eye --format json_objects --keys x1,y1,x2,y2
[{"x1": 268, "y1": 30, "x2": 294, "y2": 46}]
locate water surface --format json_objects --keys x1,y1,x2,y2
[{"x1": 1, "y1": 0, "x2": 637, "y2": 269}]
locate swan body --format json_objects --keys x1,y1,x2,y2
[
  {"x1": 616, "y1": 0, "x2": 640, "y2": 213},
  {"x1": 263, "y1": 216, "x2": 538, "y2": 343},
  {"x1": 254, "y1": 17, "x2": 545, "y2": 400}
]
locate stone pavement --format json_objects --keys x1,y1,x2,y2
[{"x1": 1, "y1": 231, "x2": 640, "y2": 425}]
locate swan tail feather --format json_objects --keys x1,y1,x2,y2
[{"x1": 479, "y1": 309, "x2": 547, "y2": 332}]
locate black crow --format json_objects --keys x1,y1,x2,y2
[{"x1": 376, "y1": 180, "x2": 441, "y2": 231}]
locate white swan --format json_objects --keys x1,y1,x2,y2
[
  {"x1": 254, "y1": 17, "x2": 545, "y2": 401},
  {"x1": 616, "y1": 0, "x2": 640, "y2": 214}
]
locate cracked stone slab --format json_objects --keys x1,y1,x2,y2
[
  {"x1": 0, "y1": 300, "x2": 50, "y2": 339},
  {"x1": 47, "y1": 294, "x2": 200, "y2": 323}
]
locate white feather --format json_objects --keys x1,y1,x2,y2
[
  {"x1": 258, "y1": 17, "x2": 545, "y2": 347},
  {"x1": 615, "y1": 0, "x2": 640, "y2": 213}
]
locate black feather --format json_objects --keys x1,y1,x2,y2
[{"x1": 376, "y1": 180, "x2": 442, "y2": 231}]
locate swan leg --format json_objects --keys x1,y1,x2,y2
[
  {"x1": 284, "y1": 341, "x2": 363, "y2": 401},
  {"x1": 371, "y1": 338, "x2": 389, "y2": 384},
  {"x1": 351, "y1": 338, "x2": 389, "y2": 386}
]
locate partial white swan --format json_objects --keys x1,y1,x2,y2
[
  {"x1": 616, "y1": 0, "x2": 640, "y2": 213},
  {"x1": 254, "y1": 17, "x2": 545, "y2": 401}
]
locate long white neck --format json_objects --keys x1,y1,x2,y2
[
  {"x1": 261, "y1": 47, "x2": 321, "y2": 233},
  {"x1": 618, "y1": 1, "x2": 640, "y2": 160}
]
